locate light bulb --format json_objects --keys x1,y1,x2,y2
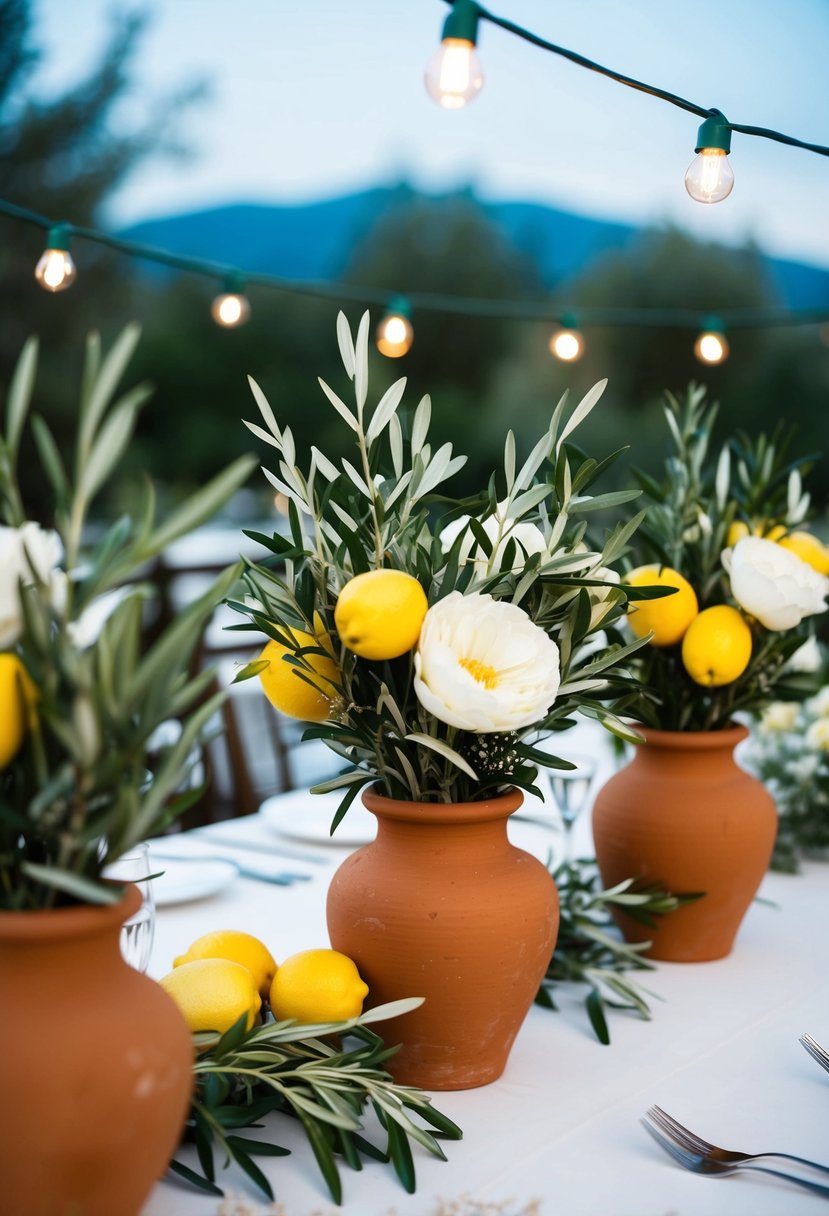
[
  {"x1": 425, "y1": 38, "x2": 484, "y2": 109},
  {"x1": 549, "y1": 328, "x2": 584, "y2": 362},
  {"x1": 685, "y1": 149, "x2": 735, "y2": 203},
  {"x1": 35, "y1": 227, "x2": 76, "y2": 292},
  {"x1": 694, "y1": 330, "x2": 730, "y2": 365},
  {"x1": 211, "y1": 291, "x2": 250, "y2": 328},
  {"x1": 376, "y1": 311, "x2": 414, "y2": 358},
  {"x1": 685, "y1": 109, "x2": 734, "y2": 203}
]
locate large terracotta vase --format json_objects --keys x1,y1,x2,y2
[
  {"x1": 326, "y1": 787, "x2": 558, "y2": 1090},
  {"x1": 592, "y1": 724, "x2": 777, "y2": 963},
  {"x1": 0, "y1": 884, "x2": 193, "y2": 1216}
]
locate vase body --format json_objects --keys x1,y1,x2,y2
[
  {"x1": 326, "y1": 787, "x2": 559, "y2": 1090},
  {"x1": 0, "y1": 884, "x2": 193, "y2": 1216},
  {"x1": 592, "y1": 724, "x2": 777, "y2": 962}
]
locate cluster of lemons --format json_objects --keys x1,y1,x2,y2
[
  {"x1": 159, "y1": 930, "x2": 369, "y2": 1035},
  {"x1": 258, "y1": 569, "x2": 428, "y2": 721},
  {"x1": 627, "y1": 526, "x2": 829, "y2": 687}
]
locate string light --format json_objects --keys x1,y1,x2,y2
[
  {"x1": 685, "y1": 110, "x2": 734, "y2": 204},
  {"x1": 211, "y1": 274, "x2": 250, "y2": 327},
  {"x1": 376, "y1": 298, "x2": 414, "y2": 357},
  {"x1": 4, "y1": 199, "x2": 829, "y2": 340},
  {"x1": 694, "y1": 319, "x2": 730, "y2": 365},
  {"x1": 34, "y1": 225, "x2": 76, "y2": 293},
  {"x1": 425, "y1": 0, "x2": 483, "y2": 109},
  {"x1": 549, "y1": 317, "x2": 585, "y2": 362}
]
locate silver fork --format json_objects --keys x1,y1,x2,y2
[
  {"x1": 648, "y1": 1104, "x2": 829, "y2": 1177},
  {"x1": 801, "y1": 1033, "x2": 829, "y2": 1074},
  {"x1": 642, "y1": 1113, "x2": 829, "y2": 1198}
]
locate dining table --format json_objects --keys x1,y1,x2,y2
[{"x1": 141, "y1": 722, "x2": 829, "y2": 1216}]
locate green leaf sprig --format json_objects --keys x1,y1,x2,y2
[{"x1": 170, "y1": 998, "x2": 462, "y2": 1204}]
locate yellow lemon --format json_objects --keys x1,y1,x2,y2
[
  {"x1": 173, "y1": 930, "x2": 277, "y2": 999},
  {"x1": 159, "y1": 958, "x2": 262, "y2": 1033},
  {"x1": 625, "y1": 566, "x2": 699, "y2": 647},
  {"x1": 778, "y1": 531, "x2": 829, "y2": 576},
  {"x1": 727, "y1": 520, "x2": 785, "y2": 547},
  {"x1": 681, "y1": 605, "x2": 752, "y2": 687},
  {"x1": 258, "y1": 620, "x2": 339, "y2": 722},
  {"x1": 0, "y1": 655, "x2": 38, "y2": 768},
  {"x1": 334, "y1": 569, "x2": 428, "y2": 660},
  {"x1": 269, "y1": 948, "x2": 369, "y2": 1024}
]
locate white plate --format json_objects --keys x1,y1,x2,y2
[
  {"x1": 259, "y1": 789, "x2": 376, "y2": 847},
  {"x1": 149, "y1": 856, "x2": 238, "y2": 906}
]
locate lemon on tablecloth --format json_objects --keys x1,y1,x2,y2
[
  {"x1": 160, "y1": 958, "x2": 262, "y2": 1033},
  {"x1": 174, "y1": 929, "x2": 277, "y2": 998},
  {"x1": 270, "y1": 949, "x2": 369, "y2": 1024}
]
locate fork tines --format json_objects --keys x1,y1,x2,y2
[{"x1": 800, "y1": 1033, "x2": 829, "y2": 1073}]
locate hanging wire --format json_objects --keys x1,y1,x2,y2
[
  {"x1": 5, "y1": 197, "x2": 828, "y2": 330},
  {"x1": 442, "y1": 0, "x2": 829, "y2": 156}
]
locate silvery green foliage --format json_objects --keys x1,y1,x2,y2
[
  {"x1": 0, "y1": 328, "x2": 255, "y2": 908},
  {"x1": 234, "y1": 311, "x2": 649, "y2": 817}
]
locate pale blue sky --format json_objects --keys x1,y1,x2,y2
[{"x1": 32, "y1": 0, "x2": 829, "y2": 268}]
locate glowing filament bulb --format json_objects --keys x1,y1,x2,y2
[
  {"x1": 549, "y1": 328, "x2": 584, "y2": 362},
  {"x1": 211, "y1": 279, "x2": 250, "y2": 328},
  {"x1": 685, "y1": 109, "x2": 734, "y2": 204},
  {"x1": 685, "y1": 149, "x2": 735, "y2": 204},
  {"x1": 425, "y1": 39, "x2": 484, "y2": 109},
  {"x1": 694, "y1": 330, "x2": 729, "y2": 365},
  {"x1": 424, "y1": 0, "x2": 483, "y2": 109},
  {"x1": 35, "y1": 226, "x2": 76, "y2": 292},
  {"x1": 376, "y1": 309, "x2": 414, "y2": 358}
]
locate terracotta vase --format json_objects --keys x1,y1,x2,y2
[
  {"x1": 0, "y1": 884, "x2": 193, "y2": 1216},
  {"x1": 326, "y1": 787, "x2": 559, "y2": 1090},
  {"x1": 592, "y1": 724, "x2": 777, "y2": 962}
]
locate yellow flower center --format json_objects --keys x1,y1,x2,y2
[{"x1": 459, "y1": 657, "x2": 499, "y2": 689}]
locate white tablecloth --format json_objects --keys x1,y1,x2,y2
[{"x1": 141, "y1": 727, "x2": 829, "y2": 1216}]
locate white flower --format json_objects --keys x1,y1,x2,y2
[
  {"x1": 786, "y1": 636, "x2": 823, "y2": 673},
  {"x1": 723, "y1": 536, "x2": 829, "y2": 631},
  {"x1": 809, "y1": 686, "x2": 829, "y2": 717},
  {"x1": 791, "y1": 754, "x2": 821, "y2": 781},
  {"x1": 413, "y1": 591, "x2": 560, "y2": 732},
  {"x1": 439, "y1": 500, "x2": 546, "y2": 574},
  {"x1": 0, "y1": 522, "x2": 62, "y2": 646},
  {"x1": 806, "y1": 718, "x2": 829, "y2": 752},
  {"x1": 67, "y1": 586, "x2": 131, "y2": 650},
  {"x1": 759, "y1": 702, "x2": 799, "y2": 733}
]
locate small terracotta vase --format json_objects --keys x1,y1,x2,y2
[
  {"x1": 0, "y1": 884, "x2": 193, "y2": 1216},
  {"x1": 592, "y1": 724, "x2": 777, "y2": 962},
  {"x1": 326, "y1": 787, "x2": 559, "y2": 1090}
]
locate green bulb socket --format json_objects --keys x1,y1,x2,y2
[
  {"x1": 695, "y1": 110, "x2": 732, "y2": 154},
  {"x1": 222, "y1": 271, "x2": 246, "y2": 295},
  {"x1": 559, "y1": 312, "x2": 579, "y2": 330},
  {"x1": 701, "y1": 315, "x2": 725, "y2": 333},
  {"x1": 387, "y1": 296, "x2": 412, "y2": 319},
  {"x1": 46, "y1": 224, "x2": 72, "y2": 251},
  {"x1": 442, "y1": 0, "x2": 481, "y2": 45}
]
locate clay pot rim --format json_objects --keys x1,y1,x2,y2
[
  {"x1": 0, "y1": 881, "x2": 141, "y2": 938},
  {"x1": 362, "y1": 784, "x2": 523, "y2": 825},
  {"x1": 628, "y1": 722, "x2": 749, "y2": 751}
]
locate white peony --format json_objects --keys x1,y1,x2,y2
[
  {"x1": 786, "y1": 635, "x2": 823, "y2": 673},
  {"x1": 809, "y1": 686, "x2": 829, "y2": 717},
  {"x1": 413, "y1": 591, "x2": 560, "y2": 732},
  {"x1": 759, "y1": 702, "x2": 799, "y2": 734},
  {"x1": 0, "y1": 522, "x2": 62, "y2": 646},
  {"x1": 722, "y1": 536, "x2": 829, "y2": 632},
  {"x1": 806, "y1": 718, "x2": 829, "y2": 752},
  {"x1": 439, "y1": 500, "x2": 546, "y2": 574}
]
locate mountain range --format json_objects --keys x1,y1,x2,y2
[{"x1": 121, "y1": 186, "x2": 829, "y2": 310}]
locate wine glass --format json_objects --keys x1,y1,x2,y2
[
  {"x1": 104, "y1": 843, "x2": 156, "y2": 973},
  {"x1": 547, "y1": 754, "x2": 597, "y2": 866}
]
